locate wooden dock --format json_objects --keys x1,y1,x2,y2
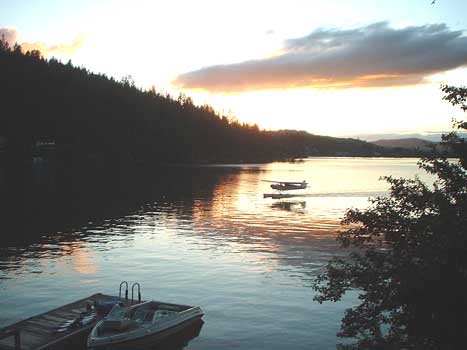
[{"x1": 0, "y1": 293, "x2": 127, "y2": 350}]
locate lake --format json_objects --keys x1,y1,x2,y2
[{"x1": 0, "y1": 157, "x2": 435, "y2": 349}]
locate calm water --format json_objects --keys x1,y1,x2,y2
[{"x1": 0, "y1": 158, "x2": 434, "y2": 349}]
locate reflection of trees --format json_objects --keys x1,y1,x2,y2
[
  {"x1": 1, "y1": 164, "x2": 342, "y2": 285},
  {"x1": 0, "y1": 165, "x2": 235, "y2": 269}
]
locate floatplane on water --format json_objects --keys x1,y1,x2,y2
[{"x1": 263, "y1": 180, "x2": 308, "y2": 199}]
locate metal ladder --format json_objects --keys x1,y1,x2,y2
[
  {"x1": 118, "y1": 281, "x2": 142, "y2": 304},
  {"x1": 119, "y1": 281, "x2": 129, "y2": 300},
  {"x1": 131, "y1": 282, "x2": 141, "y2": 304}
]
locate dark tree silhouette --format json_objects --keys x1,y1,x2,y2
[
  {"x1": 313, "y1": 86, "x2": 467, "y2": 349},
  {"x1": 0, "y1": 38, "x2": 420, "y2": 169}
]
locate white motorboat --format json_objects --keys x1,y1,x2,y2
[
  {"x1": 87, "y1": 282, "x2": 203, "y2": 349},
  {"x1": 87, "y1": 300, "x2": 203, "y2": 349}
]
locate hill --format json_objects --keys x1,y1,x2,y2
[
  {"x1": 0, "y1": 39, "x2": 418, "y2": 168},
  {"x1": 371, "y1": 138, "x2": 435, "y2": 151}
]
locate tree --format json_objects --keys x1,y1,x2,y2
[{"x1": 313, "y1": 85, "x2": 467, "y2": 349}]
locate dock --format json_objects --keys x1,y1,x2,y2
[{"x1": 0, "y1": 293, "x2": 128, "y2": 350}]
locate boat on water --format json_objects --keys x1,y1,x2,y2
[{"x1": 87, "y1": 299, "x2": 203, "y2": 349}]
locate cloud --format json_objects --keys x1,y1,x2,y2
[
  {"x1": 173, "y1": 22, "x2": 467, "y2": 92},
  {"x1": 0, "y1": 28, "x2": 84, "y2": 56},
  {"x1": 0, "y1": 28, "x2": 17, "y2": 44}
]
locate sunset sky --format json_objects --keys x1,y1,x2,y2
[{"x1": 1, "y1": 0, "x2": 467, "y2": 139}]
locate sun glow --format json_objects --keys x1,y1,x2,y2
[
  {"x1": 2, "y1": 0, "x2": 467, "y2": 137},
  {"x1": 182, "y1": 81, "x2": 460, "y2": 136}
]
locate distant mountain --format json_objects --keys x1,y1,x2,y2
[
  {"x1": 352, "y1": 132, "x2": 467, "y2": 143},
  {"x1": 371, "y1": 138, "x2": 435, "y2": 150}
]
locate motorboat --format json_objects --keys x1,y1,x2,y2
[
  {"x1": 87, "y1": 300, "x2": 203, "y2": 349},
  {"x1": 87, "y1": 282, "x2": 203, "y2": 349}
]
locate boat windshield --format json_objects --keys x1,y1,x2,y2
[
  {"x1": 107, "y1": 304, "x2": 128, "y2": 319},
  {"x1": 132, "y1": 308, "x2": 155, "y2": 323}
]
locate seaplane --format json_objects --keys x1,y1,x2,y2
[{"x1": 263, "y1": 180, "x2": 308, "y2": 199}]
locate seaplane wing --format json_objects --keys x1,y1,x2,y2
[{"x1": 262, "y1": 180, "x2": 306, "y2": 185}]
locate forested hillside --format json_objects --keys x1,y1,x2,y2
[{"x1": 0, "y1": 39, "x2": 415, "y2": 167}]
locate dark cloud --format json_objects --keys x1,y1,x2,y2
[
  {"x1": 173, "y1": 22, "x2": 467, "y2": 92},
  {"x1": 0, "y1": 27, "x2": 84, "y2": 56}
]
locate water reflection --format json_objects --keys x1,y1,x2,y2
[
  {"x1": 0, "y1": 159, "x2": 432, "y2": 280},
  {"x1": 111, "y1": 320, "x2": 204, "y2": 350},
  {"x1": 271, "y1": 200, "x2": 306, "y2": 213},
  {"x1": 153, "y1": 320, "x2": 204, "y2": 350},
  {"x1": 0, "y1": 158, "x2": 434, "y2": 350}
]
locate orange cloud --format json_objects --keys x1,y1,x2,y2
[
  {"x1": 0, "y1": 28, "x2": 16, "y2": 44},
  {"x1": 1, "y1": 27, "x2": 84, "y2": 56},
  {"x1": 173, "y1": 22, "x2": 467, "y2": 92},
  {"x1": 21, "y1": 35, "x2": 85, "y2": 56}
]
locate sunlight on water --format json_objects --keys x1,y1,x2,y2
[{"x1": 0, "y1": 158, "x2": 434, "y2": 349}]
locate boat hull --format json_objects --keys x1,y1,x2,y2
[{"x1": 87, "y1": 314, "x2": 203, "y2": 350}]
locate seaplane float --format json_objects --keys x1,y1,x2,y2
[{"x1": 263, "y1": 180, "x2": 308, "y2": 199}]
